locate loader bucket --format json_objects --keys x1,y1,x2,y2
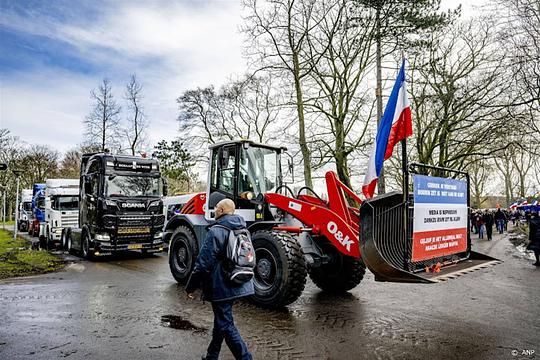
[{"x1": 359, "y1": 192, "x2": 501, "y2": 283}]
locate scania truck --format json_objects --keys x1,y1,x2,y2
[
  {"x1": 29, "y1": 184, "x2": 45, "y2": 237},
  {"x1": 38, "y1": 179, "x2": 79, "y2": 249},
  {"x1": 17, "y1": 189, "x2": 33, "y2": 232},
  {"x1": 65, "y1": 153, "x2": 167, "y2": 259}
]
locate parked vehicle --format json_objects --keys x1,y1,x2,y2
[
  {"x1": 165, "y1": 139, "x2": 499, "y2": 308},
  {"x1": 29, "y1": 184, "x2": 46, "y2": 237},
  {"x1": 17, "y1": 189, "x2": 33, "y2": 232},
  {"x1": 38, "y1": 179, "x2": 79, "y2": 249},
  {"x1": 65, "y1": 153, "x2": 167, "y2": 259}
]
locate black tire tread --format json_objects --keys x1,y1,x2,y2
[
  {"x1": 252, "y1": 230, "x2": 307, "y2": 308},
  {"x1": 310, "y1": 255, "x2": 365, "y2": 293},
  {"x1": 168, "y1": 225, "x2": 198, "y2": 285}
]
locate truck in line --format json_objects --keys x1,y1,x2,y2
[
  {"x1": 65, "y1": 153, "x2": 167, "y2": 259},
  {"x1": 17, "y1": 189, "x2": 33, "y2": 232},
  {"x1": 38, "y1": 179, "x2": 79, "y2": 249},
  {"x1": 28, "y1": 183, "x2": 45, "y2": 237}
]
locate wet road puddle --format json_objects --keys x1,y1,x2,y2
[{"x1": 161, "y1": 315, "x2": 207, "y2": 332}]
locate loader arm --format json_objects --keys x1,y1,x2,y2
[{"x1": 265, "y1": 192, "x2": 360, "y2": 258}]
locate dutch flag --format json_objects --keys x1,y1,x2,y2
[{"x1": 362, "y1": 59, "x2": 413, "y2": 199}]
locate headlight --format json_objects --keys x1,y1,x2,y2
[
  {"x1": 154, "y1": 232, "x2": 163, "y2": 239},
  {"x1": 95, "y1": 233, "x2": 110, "y2": 241},
  {"x1": 105, "y1": 200, "x2": 118, "y2": 208}
]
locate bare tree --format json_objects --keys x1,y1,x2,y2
[
  {"x1": 468, "y1": 158, "x2": 491, "y2": 208},
  {"x1": 58, "y1": 148, "x2": 82, "y2": 179},
  {"x1": 124, "y1": 75, "x2": 148, "y2": 156},
  {"x1": 510, "y1": 145, "x2": 535, "y2": 198},
  {"x1": 83, "y1": 78, "x2": 121, "y2": 152},
  {"x1": 20, "y1": 145, "x2": 59, "y2": 186},
  {"x1": 302, "y1": 0, "x2": 376, "y2": 188},
  {"x1": 243, "y1": 0, "x2": 335, "y2": 188},
  {"x1": 408, "y1": 20, "x2": 518, "y2": 172},
  {"x1": 177, "y1": 75, "x2": 286, "y2": 159},
  {"x1": 494, "y1": 149, "x2": 517, "y2": 205}
]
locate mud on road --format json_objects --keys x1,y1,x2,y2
[{"x1": 0, "y1": 229, "x2": 538, "y2": 360}]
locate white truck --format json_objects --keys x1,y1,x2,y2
[
  {"x1": 39, "y1": 179, "x2": 79, "y2": 249},
  {"x1": 17, "y1": 189, "x2": 33, "y2": 232}
]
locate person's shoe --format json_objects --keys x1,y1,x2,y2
[{"x1": 533, "y1": 262, "x2": 540, "y2": 266}]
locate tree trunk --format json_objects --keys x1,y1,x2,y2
[
  {"x1": 292, "y1": 52, "x2": 312, "y2": 188},
  {"x1": 334, "y1": 117, "x2": 352, "y2": 189}
]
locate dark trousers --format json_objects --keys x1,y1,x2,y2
[
  {"x1": 486, "y1": 224, "x2": 493, "y2": 240},
  {"x1": 206, "y1": 300, "x2": 252, "y2": 360}
]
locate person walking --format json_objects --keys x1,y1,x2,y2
[
  {"x1": 186, "y1": 199, "x2": 254, "y2": 360},
  {"x1": 526, "y1": 211, "x2": 540, "y2": 266},
  {"x1": 483, "y1": 211, "x2": 494, "y2": 241},
  {"x1": 494, "y1": 208, "x2": 506, "y2": 234}
]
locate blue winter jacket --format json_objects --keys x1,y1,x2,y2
[{"x1": 185, "y1": 214, "x2": 255, "y2": 302}]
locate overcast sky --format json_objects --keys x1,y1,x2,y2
[{"x1": 0, "y1": 0, "x2": 486, "y2": 154}]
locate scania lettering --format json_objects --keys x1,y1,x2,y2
[{"x1": 64, "y1": 153, "x2": 167, "y2": 259}]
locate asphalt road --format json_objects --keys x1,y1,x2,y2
[{"x1": 0, "y1": 227, "x2": 538, "y2": 360}]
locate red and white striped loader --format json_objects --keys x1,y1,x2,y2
[{"x1": 164, "y1": 140, "x2": 499, "y2": 308}]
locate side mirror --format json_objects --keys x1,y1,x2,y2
[{"x1": 162, "y1": 177, "x2": 168, "y2": 197}]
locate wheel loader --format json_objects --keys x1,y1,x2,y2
[{"x1": 165, "y1": 139, "x2": 499, "y2": 308}]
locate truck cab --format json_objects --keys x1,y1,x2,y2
[
  {"x1": 65, "y1": 153, "x2": 167, "y2": 259},
  {"x1": 39, "y1": 179, "x2": 79, "y2": 249},
  {"x1": 18, "y1": 189, "x2": 33, "y2": 232},
  {"x1": 29, "y1": 184, "x2": 45, "y2": 238}
]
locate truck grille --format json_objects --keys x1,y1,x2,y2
[
  {"x1": 119, "y1": 216, "x2": 151, "y2": 227},
  {"x1": 61, "y1": 214, "x2": 78, "y2": 227}
]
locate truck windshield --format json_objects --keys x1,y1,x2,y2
[
  {"x1": 52, "y1": 196, "x2": 79, "y2": 211},
  {"x1": 238, "y1": 146, "x2": 279, "y2": 197},
  {"x1": 22, "y1": 202, "x2": 32, "y2": 211},
  {"x1": 105, "y1": 175, "x2": 162, "y2": 197}
]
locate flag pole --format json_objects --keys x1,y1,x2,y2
[{"x1": 401, "y1": 55, "x2": 410, "y2": 270}]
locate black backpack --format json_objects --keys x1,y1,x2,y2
[{"x1": 214, "y1": 225, "x2": 256, "y2": 285}]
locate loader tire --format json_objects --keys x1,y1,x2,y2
[
  {"x1": 310, "y1": 243, "x2": 365, "y2": 293},
  {"x1": 169, "y1": 225, "x2": 198, "y2": 285},
  {"x1": 251, "y1": 230, "x2": 307, "y2": 308}
]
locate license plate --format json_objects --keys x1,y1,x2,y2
[
  {"x1": 128, "y1": 244, "x2": 143, "y2": 250},
  {"x1": 118, "y1": 227, "x2": 151, "y2": 234}
]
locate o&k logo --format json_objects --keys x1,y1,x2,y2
[{"x1": 327, "y1": 221, "x2": 354, "y2": 252}]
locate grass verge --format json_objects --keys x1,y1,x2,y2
[{"x1": 0, "y1": 229, "x2": 64, "y2": 279}]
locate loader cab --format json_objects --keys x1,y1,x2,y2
[{"x1": 206, "y1": 140, "x2": 284, "y2": 223}]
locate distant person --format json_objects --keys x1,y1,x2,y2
[
  {"x1": 476, "y1": 212, "x2": 485, "y2": 239},
  {"x1": 186, "y1": 198, "x2": 254, "y2": 360},
  {"x1": 494, "y1": 209, "x2": 506, "y2": 234},
  {"x1": 483, "y1": 211, "x2": 494, "y2": 241},
  {"x1": 526, "y1": 211, "x2": 540, "y2": 266}
]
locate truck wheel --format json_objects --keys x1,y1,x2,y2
[
  {"x1": 61, "y1": 230, "x2": 66, "y2": 250},
  {"x1": 67, "y1": 232, "x2": 76, "y2": 255},
  {"x1": 169, "y1": 226, "x2": 198, "y2": 284},
  {"x1": 250, "y1": 230, "x2": 307, "y2": 308},
  {"x1": 309, "y1": 243, "x2": 365, "y2": 293},
  {"x1": 81, "y1": 232, "x2": 94, "y2": 260}
]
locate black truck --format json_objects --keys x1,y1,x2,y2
[{"x1": 65, "y1": 153, "x2": 167, "y2": 259}]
